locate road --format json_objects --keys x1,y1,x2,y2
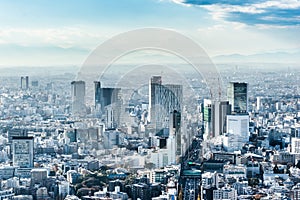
[{"x1": 179, "y1": 135, "x2": 203, "y2": 200}]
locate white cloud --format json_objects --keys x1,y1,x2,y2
[
  {"x1": 255, "y1": 0, "x2": 300, "y2": 9},
  {"x1": 171, "y1": 0, "x2": 192, "y2": 7},
  {"x1": 195, "y1": 21, "x2": 300, "y2": 56},
  {"x1": 0, "y1": 26, "x2": 107, "y2": 49},
  {"x1": 173, "y1": 0, "x2": 300, "y2": 26},
  {"x1": 203, "y1": 4, "x2": 265, "y2": 15},
  {"x1": 255, "y1": 23, "x2": 300, "y2": 29}
]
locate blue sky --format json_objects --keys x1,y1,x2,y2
[{"x1": 0, "y1": 0, "x2": 299, "y2": 66}]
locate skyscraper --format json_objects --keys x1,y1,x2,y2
[
  {"x1": 94, "y1": 81, "x2": 102, "y2": 107},
  {"x1": 21, "y1": 76, "x2": 29, "y2": 90},
  {"x1": 149, "y1": 76, "x2": 183, "y2": 160},
  {"x1": 212, "y1": 101, "x2": 231, "y2": 137},
  {"x1": 94, "y1": 81, "x2": 121, "y2": 128},
  {"x1": 202, "y1": 99, "x2": 212, "y2": 139},
  {"x1": 149, "y1": 76, "x2": 162, "y2": 124},
  {"x1": 227, "y1": 82, "x2": 248, "y2": 114},
  {"x1": 226, "y1": 114, "x2": 250, "y2": 142},
  {"x1": 71, "y1": 81, "x2": 86, "y2": 116},
  {"x1": 94, "y1": 81, "x2": 121, "y2": 111},
  {"x1": 169, "y1": 110, "x2": 181, "y2": 160},
  {"x1": 12, "y1": 136, "x2": 34, "y2": 168},
  {"x1": 203, "y1": 100, "x2": 231, "y2": 139},
  {"x1": 148, "y1": 76, "x2": 182, "y2": 134}
]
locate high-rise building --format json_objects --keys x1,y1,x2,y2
[
  {"x1": 12, "y1": 136, "x2": 34, "y2": 168},
  {"x1": 148, "y1": 76, "x2": 182, "y2": 160},
  {"x1": 202, "y1": 99, "x2": 212, "y2": 139},
  {"x1": 227, "y1": 82, "x2": 248, "y2": 114},
  {"x1": 94, "y1": 81, "x2": 102, "y2": 107},
  {"x1": 169, "y1": 110, "x2": 181, "y2": 160},
  {"x1": 148, "y1": 76, "x2": 182, "y2": 134},
  {"x1": 212, "y1": 101, "x2": 231, "y2": 137},
  {"x1": 94, "y1": 81, "x2": 121, "y2": 110},
  {"x1": 203, "y1": 100, "x2": 231, "y2": 138},
  {"x1": 21, "y1": 76, "x2": 29, "y2": 90},
  {"x1": 149, "y1": 76, "x2": 162, "y2": 124},
  {"x1": 71, "y1": 81, "x2": 86, "y2": 116},
  {"x1": 94, "y1": 81, "x2": 122, "y2": 127},
  {"x1": 226, "y1": 115, "x2": 249, "y2": 142}
]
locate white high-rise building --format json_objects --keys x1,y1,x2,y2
[{"x1": 226, "y1": 115, "x2": 249, "y2": 142}]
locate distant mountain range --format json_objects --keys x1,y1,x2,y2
[
  {"x1": 212, "y1": 51, "x2": 300, "y2": 63},
  {"x1": 0, "y1": 44, "x2": 89, "y2": 67},
  {"x1": 1, "y1": 44, "x2": 300, "y2": 67}
]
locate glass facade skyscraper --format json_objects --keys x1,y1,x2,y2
[{"x1": 227, "y1": 82, "x2": 248, "y2": 114}]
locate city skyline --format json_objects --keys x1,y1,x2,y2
[
  {"x1": 0, "y1": 1, "x2": 300, "y2": 199},
  {"x1": 0, "y1": 64, "x2": 299, "y2": 199}
]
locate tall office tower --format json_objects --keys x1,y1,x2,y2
[
  {"x1": 94, "y1": 81, "x2": 121, "y2": 110},
  {"x1": 94, "y1": 81, "x2": 102, "y2": 108},
  {"x1": 212, "y1": 101, "x2": 231, "y2": 137},
  {"x1": 226, "y1": 115, "x2": 249, "y2": 142},
  {"x1": 94, "y1": 81, "x2": 122, "y2": 128},
  {"x1": 21, "y1": 76, "x2": 29, "y2": 90},
  {"x1": 102, "y1": 88, "x2": 121, "y2": 108},
  {"x1": 148, "y1": 76, "x2": 182, "y2": 134},
  {"x1": 71, "y1": 81, "x2": 86, "y2": 116},
  {"x1": 149, "y1": 76, "x2": 162, "y2": 124},
  {"x1": 202, "y1": 99, "x2": 212, "y2": 140},
  {"x1": 169, "y1": 110, "x2": 181, "y2": 160},
  {"x1": 12, "y1": 136, "x2": 34, "y2": 168},
  {"x1": 227, "y1": 82, "x2": 248, "y2": 114}
]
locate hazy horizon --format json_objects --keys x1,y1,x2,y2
[{"x1": 0, "y1": 0, "x2": 299, "y2": 66}]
